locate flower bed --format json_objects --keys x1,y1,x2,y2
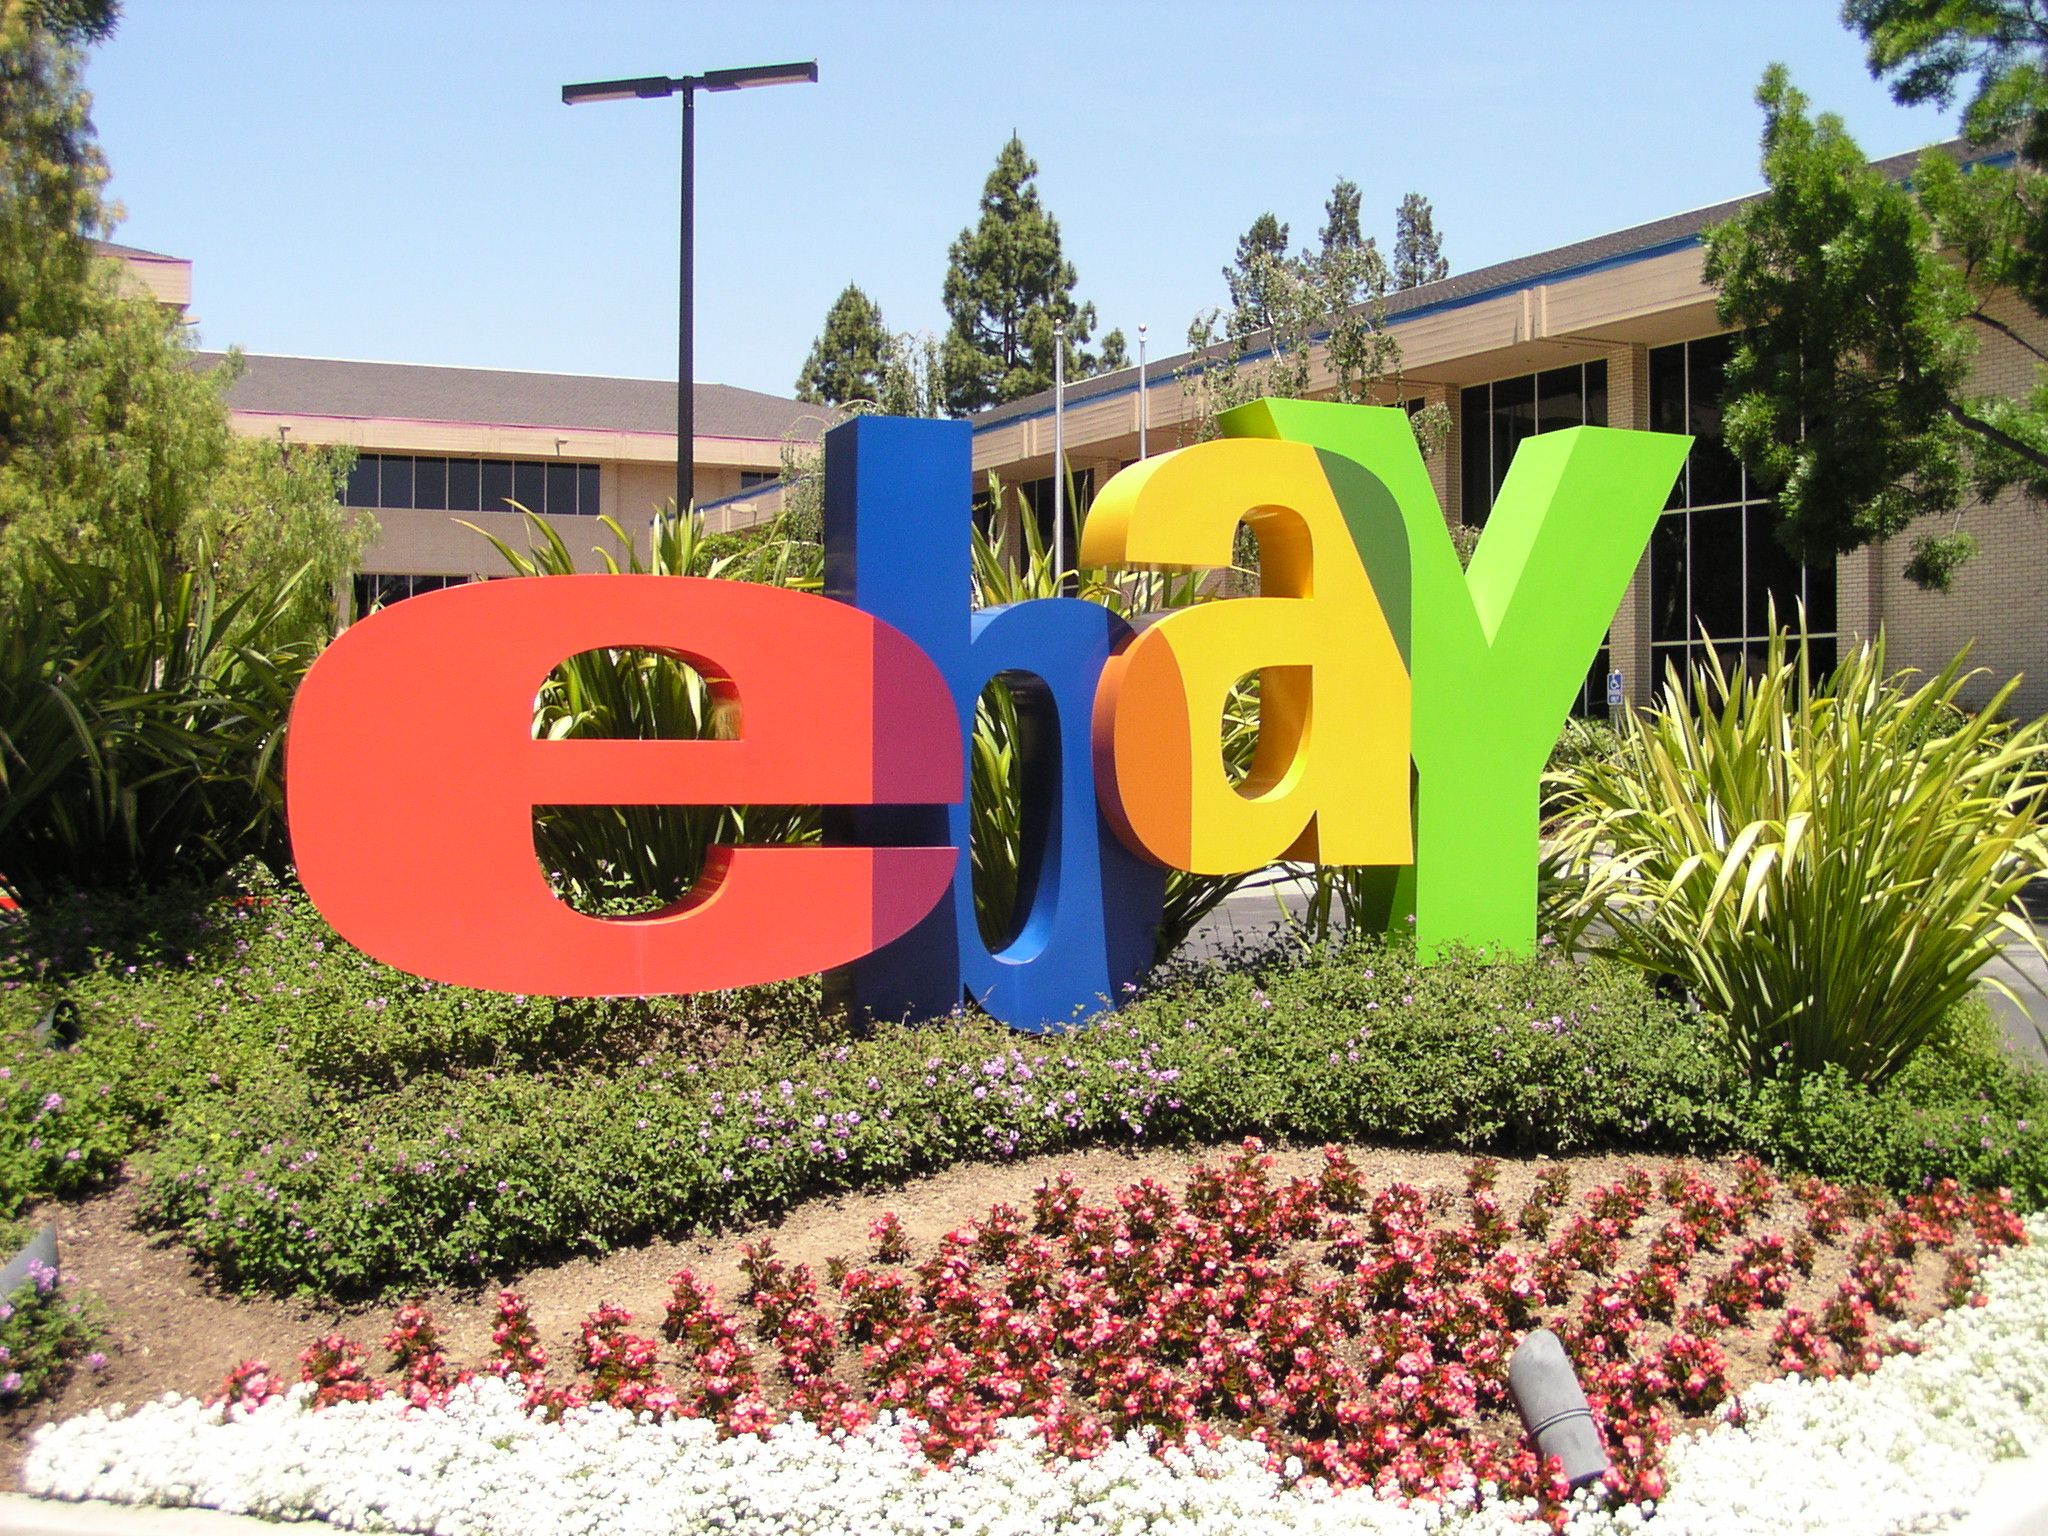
[{"x1": 23, "y1": 1144, "x2": 2042, "y2": 1532}]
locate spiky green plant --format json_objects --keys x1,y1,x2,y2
[
  {"x1": 0, "y1": 531, "x2": 315, "y2": 899},
  {"x1": 1545, "y1": 616, "x2": 2048, "y2": 1085},
  {"x1": 470, "y1": 511, "x2": 824, "y2": 912}
]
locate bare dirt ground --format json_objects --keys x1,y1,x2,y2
[{"x1": 0, "y1": 1141, "x2": 1976, "y2": 1490}]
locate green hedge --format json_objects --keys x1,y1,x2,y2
[{"x1": 2, "y1": 878, "x2": 2045, "y2": 1299}]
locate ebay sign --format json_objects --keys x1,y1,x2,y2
[{"x1": 285, "y1": 398, "x2": 1687, "y2": 1029}]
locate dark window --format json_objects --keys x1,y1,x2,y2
[
  {"x1": 545, "y1": 462, "x2": 578, "y2": 515},
  {"x1": 379, "y1": 456, "x2": 414, "y2": 511},
  {"x1": 345, "y1": 454, "x2": 380, "y2": 508},
  {"x1": 1536, "y1": 364, "x2": 1583, "y2": 431},
  {"x1": 578, "y1": 463, "x2": 601, "y2": 515},
  {"x1": 513, "y1": 462, "x2": 545, "y2": 514},
  {"x1": 1648, "y1": 337, "x2": 1838, "y2": 683},
  {"x1": 1460, "y1": 385, "x2": 1492, "y2": 526},
  {"x1": 412, "y1": 457, "x2": 448, "y2": 512},
  {"x1": 446, "y1": 458, "x2": 481, "y2": 512},
  {"x1": 481, "y1": 460, "x2": 514, "y2": 513},
  {"x1": 351, "y1": 572, "x2": 469, "y2": 617},
  {"x1": 739, "y1": 470, "x2": 778, "y2": 490},
  {"x1": 1583, "y1": 359, "x2": 1608, "y2": 433}
]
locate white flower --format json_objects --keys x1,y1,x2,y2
[{"x1": 21, "y1": 1216, "x2": 2048, "y2": 1535}]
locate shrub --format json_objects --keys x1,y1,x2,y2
[
  {"x1": 5, "y1": 876, "x2": 2045, "y2": 1299},
  {"x1": 1546, "y1": 621, "x2": 2048, "y2": 1085},
  {"x1": 0, "y1": 1251, "x2": 103, "y2": 1411},
  {"x1": 0, "y1": 531, "x2": 319, "y2": 901}
]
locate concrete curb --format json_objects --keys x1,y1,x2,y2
[
  {"x1": 0, "y1": 1496, "x2": 288, "y2": 1533},
  {"x1": 6, "y1": 1451, "x2": 2048, "y2": 1535}
]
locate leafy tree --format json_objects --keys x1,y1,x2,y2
[
  {"x1": 940, "y1": 136, "x2": 1100, "y2": 413},
  {"x1": 1182, "y1": 177, "x2": 1445, "y2": 450},
  {"x1": 1703, "y1": 64, "x2": 2048, "y2": 588},
  {"x1": 794, "y1": 283, "x2": 891, "y2": 406},
  {"x1": 1224, "y1": 211, "x2": 1290, "y2": 330},
  {"x1": 1393, "y1": 191, "x2": 1449, "y2": 288},
  {"x1": 0, "y1": 1, "x2": 364, "y2": 632}
]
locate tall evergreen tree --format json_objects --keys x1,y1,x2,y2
[
  {"x1": 1095, "y1": 327, "x2": 1128, "y2": 373},
  {"x1": 1223, "y1": 211, "x2": 1290, "y2": 332},
  {"x1": 1320, "y1": 179, "x2": 1363, "y2": 253},
  {"x1": 1393, "y1": 192, "x2": 1449, "y2": 289},
  {"x1": 940, "y1": 136, "x2": 1098, "y2": 414},
  {"x1": 794, "y1": 284, "x2": 891, "y2": 406}
]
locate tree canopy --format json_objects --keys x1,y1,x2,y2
[
  {"x1": 1704, "y1": 46, "x2": 2048, "y2": 588},
  {"x1": 940, "y1": 136, "x2": 1103, "y2": 413},
  {"x1": 794, "y1": 284, "x2": 891, "y2": 406},
  {"x1": 0, "y1": 0, "x2": 364, "y2": 632},
  {"x1": 1393, "y1": 192, "x2": 1449, "y2": 289}
]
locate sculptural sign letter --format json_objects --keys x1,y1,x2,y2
[{"x1": 286, "y1": 401, "x2": 1688, "y2": 1027}]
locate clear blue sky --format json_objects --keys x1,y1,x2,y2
[{"x1": 86, "y1": 1, "x2": 1960, "y2": 399}]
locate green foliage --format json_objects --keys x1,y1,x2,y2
[
  {"x1": 1393, "y1": 191, "x2": 1449, "y2": 289},
  {"x1": 1224, "y1": 212, "x2": 1291, "y2": 330},
  {"x1": 0, "y1": 14, "x2": 364, "y2": 621},
  {"x1": 940, "y1": 136, "x2": 1103, "y2": 413},
  {"x1": 0, "y1": 1270, "x2": 102, "y2": 1411},
  {"x1": 4, "y1": 875, "x2": 2045, "y2": 1299},
  {"x1": 1546, "y1": 617, "x2": 2048, "y2": 1085},
  {"x1": 1849, "y1": 0, "x2": 2048, "y2": 311},
  {"x1": 0, "y1": 530, "x2": 320, "y2": 900},
  {"x1": 1705, "y1": 49, "x2": 2048, "y2": 587},
  {"x1": 794, "y1": 284, "x2": 891, "y2": 407},
  {"x1": 472, "y1": 511, "x2": 822, "y2": 913},
  {"x1": 1181, "y1": 178, "x2": 1449, "y2": 457}
]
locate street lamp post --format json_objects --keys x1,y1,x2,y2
[{"x1": 562, "y1": 60, "x2": 817, "y2": 516}]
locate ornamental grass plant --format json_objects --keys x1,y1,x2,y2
[
  {"x1": 0, "y1": 530, "x2": 319, "y2": 902},
  {"x1": 1546, "y1": 616, "x2": 2048, "y2": 1086}
]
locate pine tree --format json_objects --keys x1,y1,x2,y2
[
  {"x1": 940, "y1": 136, "x2": 1098, "y2": 413},
  {"x1": 1320, "y1": 179, "x2": 1363, "y2": 253},
  {"x1": 794, "y1": 284, "x2": 891, "y2": 406},
  {"x1": 1223, "y1": 211, "x2": 1290, "y2": 332},
  {"x1": 1393, "y1": 192, "x2": 1449, "y2": 289},
  {"x1": 1095, "y1": 328, "x2": 1128, "y2": 373}
]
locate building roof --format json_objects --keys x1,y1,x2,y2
[
  {"x1": 194, "y1": 352, "x2": 836, "y2": 442},
  {"x1": 971, "y1": 137, "x2": 2004, "y2": 433},
  {"x1": 91, "y1": 238, "x2": 185, "y2": 262}
]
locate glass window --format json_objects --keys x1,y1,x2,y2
[
  {"x1": 1583, "y1": 359, "x2": 1608, "y2": 429},
  {"x1": 1648, "y1": 337, "x2": 1839, "y2": 683},
  {"x1": 481, "y1": 460, "x2": 514, "y2": 513},
  {"x1": 412, "y1": 457, "x2": 448, "y2": 512},
  {"x1": 446, "y1": 458, "x2": 481, "y2": 512},
  {"x1": 345, "y1": 455, "x2": 381, "y2": 508},
  {"x1": 513, "y1": 462, "x2": 545, "y2": 515},
  {"x1": 578, "y1": 464, "x2": 601, "y2": 515},
  {"x1": 1650, "y1": 512, "x2": 1688, "y2": 645},
  {"x1": 1536, "y1": 365, "x2": 1583, "y2": 431},
  {"x1": 1745, "y1": 503, "x2": 1805, "y2": 634},
  {"x1": 379, "y1": 456, "x2": 413, "y2": 511},
  {"x1": 1460, "y1": 385, "x2": 1492, "y2": 525},
  {"x1": 1490, "y1": 374, "x2": 1536, "y2": 505},
  {"x1": 546, "y1": 462, "x2": 578, "y2": 515},
  {"x1": 1686, "y1": 334, "x2": 1743, "y2": 506},
  {"x1": 1690, "y1": 506, "x2": 1744, "y2": 639}
]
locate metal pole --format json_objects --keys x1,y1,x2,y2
[
  {"x1": 1052, "y1": 320, "x2": 1066, "y2": 580},
  {"x1": 1136, "y1": 324, "x2": 1148, "y2": 460},
  {"x1": 677, "y1": 83, "x2": 696, "y2": 516}
]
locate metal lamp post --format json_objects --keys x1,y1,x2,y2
[{"x1": 562, "y1": 60, "x2": 818, "y2": 516}]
